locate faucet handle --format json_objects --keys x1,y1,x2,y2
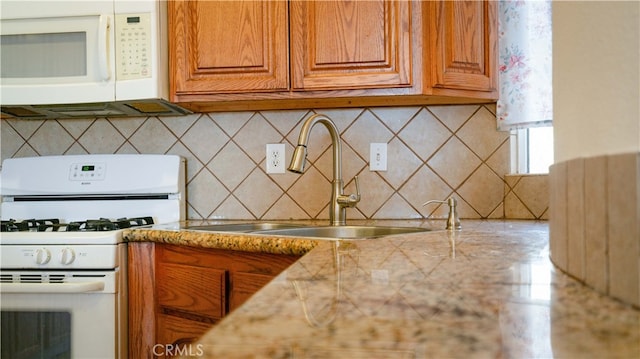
[
  {"x1": 422, "y1": 196, "x2": 461, "y2": 231},
  {"x1": 338, "y1": 176, "x2": 361, "y2": 207},
  {"x1": 353, "y1": 175, "x2": 361, "y2": 200}
]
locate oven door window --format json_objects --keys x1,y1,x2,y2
[{"x1": 1, "y1": 311, "x2": 71, "y2": 359}]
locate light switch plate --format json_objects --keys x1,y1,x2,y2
[
  {"x1": 266, "y1": 143, "x2": 286, "y2": 174},
  {"x1": 370, "y1": 143, "x2": 387, "y2": 171}
]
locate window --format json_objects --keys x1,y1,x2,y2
[
  {"x1": 499, "y1": 0, "x2": 554, "y2": 174},
  {"x1": 512, "y1": 127, "x2": 554, "y2": 174},
  {"x1": 528, "y1": 127, "x2": 554, "y2": 173}
]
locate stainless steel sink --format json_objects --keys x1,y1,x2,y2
[
  {"x1": 252, "y1": 225, "x2": 429, "y2": 239},
  {"x1": 185, "y1": 222, "x2": 305, "y2": 233},
  {"x1": 186, "y1": 222, "x2": 430, "y2": 239}
]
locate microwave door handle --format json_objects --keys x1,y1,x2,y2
[
  {"x1": 99, "y1": 14, "x2": 111, "y2": 81},
  {"x1": 0, "y1": 281, "x2": 105, "y2": 294}
]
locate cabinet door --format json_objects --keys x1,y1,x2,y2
[
  {"x1": 429, "y1": 0, "x2": 497, "y2": 93},
  {"x1": 157, "y1": 263, "x2": 226, "y2": 320},
  {"x1": 170, "y1": 0, "x2": 288, "y2": 97},
  {"x1": 290, "y1": 0, "x2": 412, "y2": 90},
  {"x1": 229, "y1": 271, "x2": 276, "y2": 312},
  {"x1": 156, "y1": 314, "x2": 212, "y2": 358}
]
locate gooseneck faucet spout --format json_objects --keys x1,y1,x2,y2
[{"x1": 288, "y1": 114, "x2": 360, "y2": 226}]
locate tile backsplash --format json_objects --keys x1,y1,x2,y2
[
  {"x1": 504, "y1": 174, "x2": 549, "y2": 220},
  {"x1": 1, "y1": 104, "x2": 527, "y2": 221}
]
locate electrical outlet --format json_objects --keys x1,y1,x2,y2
[
  {"x1": 266, "y1": 143, "x2": 286, "y2": 174},
  {"x1": 370, "y1": 143, "x2": 387, "y2": 171}
]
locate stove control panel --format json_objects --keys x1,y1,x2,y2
[
  {"x1": 1, "y1": 245, "x2": 120, "y2": 269},
  {"x1": 69, "y1": 162, "x2": 106, "y2": 181},
  {"x1": 2, "y1": 154, "x2": 184, "y2": 196}
]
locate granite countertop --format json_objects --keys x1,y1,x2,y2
[
  {"x1": 124, "y1": 220, "x2": 640, "y2": 358},
  {"x1": 123, "y1": 220, "x2": 321, "y2": 256}
]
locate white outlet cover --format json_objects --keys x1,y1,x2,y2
[
  {"x1": 266, "y1": 143, "x2": 286, "y2": 174},
  {"x1": 370, "y1": 143, "x2": 387, "y2": 171}
]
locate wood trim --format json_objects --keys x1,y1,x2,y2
[
  {"x1": 179, "y1": 94, "x2": 494, "y2": 113},
  {"x1": 128, "y1": 242, "x2": 157, "y2": 359}
]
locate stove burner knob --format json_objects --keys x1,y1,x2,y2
[
  {"x1": 34, "y1": 248, "x2": 51, "y2": 265},
  {"x1": 60, "y1": 248, "x2": 76, "y2": 265}
]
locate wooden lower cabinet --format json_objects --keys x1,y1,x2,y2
[
  {"x1": 128, "y1": 242, "x2": 300, "y2": 358},
  {"x1": 157, "y1": 263, "x2": 226, "y2": 319},
  {"x1": 156, "y1": 314, "x2": 213, "y2": 351},
  {"x1": 229, "y1": 271, "x2": 277, "y2": 312}
]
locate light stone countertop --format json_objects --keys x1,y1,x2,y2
[{"x1": 123, "y1": 220, "x2": 640, "y2": 358}]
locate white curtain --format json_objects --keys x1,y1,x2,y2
[{"x1": 497, "y1": 0, "x2": 553, "y2": 131}]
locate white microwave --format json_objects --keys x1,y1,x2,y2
[{"x1": 0, "y1": 0, "x2": 189, "y2": 119}]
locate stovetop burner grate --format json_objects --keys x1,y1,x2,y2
[{"x1": 0, "y1": 217, "x2": 154, "y2": 232}]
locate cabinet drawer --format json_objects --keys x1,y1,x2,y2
[
  {"x1": 156, "y1": 313, "x2": 214, "y2": 349},
  {"x1": 158, "y1": 243, "x2": 222, "y2": 267},
  {"x1": 157, "y1": 263, "x2": 226, "y2": 319}
]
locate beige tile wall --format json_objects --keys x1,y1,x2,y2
[
  {"x1": 504, "y1": 174, "x2": 549, "y2": 219},
  {"x1": 2, "y1": 104, "x2": 520, "y2": 221},
  {"x1": 549, "y1": 153, "x2": 640, "y2": 308}
]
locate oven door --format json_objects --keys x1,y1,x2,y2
[{"x1": 0, "y1": 270, "x2": 126, "y2": 359}]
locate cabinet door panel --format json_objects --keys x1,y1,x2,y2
[
  {"x1": 229, "y1": 271, "x2": 277, "y2": 312},
  {"x1": 430, "y1": 0, "x2": 497, "y2": 92},
  {"x1": 291, "y1": 0, "x2": 412, "y2": 90},
  {"x1": 170, "y1": 0, "x2": 288, "y2": 95},
  {"x1": 157, "y1": 263, "x2": 226, "y2": 319}
]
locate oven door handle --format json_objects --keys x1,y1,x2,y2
[{"x1": 0, "y1": 281, "x2": 105, "y2": 293}]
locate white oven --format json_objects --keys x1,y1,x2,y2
[
  {"x1": 1, "y1": 247, "x2": 127, "y2": 358},
  {"x1": 0, "y1": 154, "x2": 186, "y2": 359}
]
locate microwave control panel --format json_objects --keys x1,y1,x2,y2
[{"x1": 115, "y1": 13, "x2": 152, "y2": 80}]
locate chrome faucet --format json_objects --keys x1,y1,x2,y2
[{"x1": 288, "y1": 114, "x2": 360, "y2": 226}]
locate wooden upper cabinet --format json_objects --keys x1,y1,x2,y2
[
  {"x1": 169, "y1": 0, "x2": 288, "y2": 96},
  {"x1": 428, "y1": 0, "x2": 497, "y2": 95},
  {"x1": 290, "y1": 0, "x2": 412, "y2": 90},
  {"x1": 167, "y1": 0, "x2": 497, "y2": 110}
]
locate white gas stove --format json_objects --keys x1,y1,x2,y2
[
  {"x1": 0, "y1": 154, "x2": 185, "y2": 358},
  {"x1": 1, "y1": 154, "x2": 185, "y2": 263}
]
